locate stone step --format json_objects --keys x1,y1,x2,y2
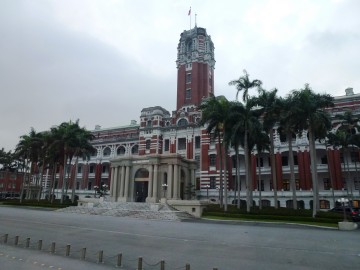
[{"x1": 57, "y1": 202, "x2": 194, "y2": 221}]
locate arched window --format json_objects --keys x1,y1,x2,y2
[
  {"x1": 131, "y1": 145, "x2": 139, "y2": 154},
  {"x1": 103, "y1": 147, "x2": 111, "y2": 157},
  {"x1": 178, "y1": 118, "x2": 188, "y2": 127},
  {"x1": 117, "y1": 146, "x2": 126, "y2": 156}
]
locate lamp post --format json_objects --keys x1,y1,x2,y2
[
  {"x1": 205, "y1": 185, "x2": 210, "y2": 200},
  {"x1": 94, "y1": 185, "x2": 99, "y2": 198},
  {"x1": 161, "y1": 183, "x2": 168, "y2": 198},
  {"x1": 338, "y1": 197, "x2": 349, "y2": 221},
  {"x1": 216, "y1": 186, "x2": 220, "y2": 203}
]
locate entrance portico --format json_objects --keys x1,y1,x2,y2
[{"x1": 109, "y1": 154, "x2": 197, "y2": 203}]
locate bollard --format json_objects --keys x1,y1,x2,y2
[
  {"x1": 185, "y1": 263, "x2": 190, "y2": 270},
  {"x1": 137, "y1": 257, "x2": 143, "y2": 270},
  {"x1": 38, "y1": 240, "x2": 43, "y2": 250},
  {"x1": 50, "y1": 242, "x2": 56, "y2": 254},
  {"x1": 98, "y1": 250, "x2": 103, "y2": 263},
  {"x1": 4, "y1": 234, "x2": 8, "y2": 244},
  {"x1": 116, "y1": 253, "x2": 122, "y2": 268},
  {"x1": 14, "y1": 236, "x2": 19, "y2": 246},
  {"x1": 80, "y1": 248, "x2": 86, "y2": 260},
  {"x1": 26, "y1": 238, "x2": 30, "y2": 248},
  {"x1": 65, "y1": 244, "x2": 71, "y2": 256},
  {"x1": 160, "y1": 260, "x2": 165, "y2": 270}
]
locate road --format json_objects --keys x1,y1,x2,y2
[{"x1": 0, "y1": 206, "x2": 359, "y2": 270}]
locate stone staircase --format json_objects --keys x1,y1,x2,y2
[{"x1": 56, "y1": 202, "x2": 194, "y2": 221}]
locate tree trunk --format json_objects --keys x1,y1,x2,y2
[
  {"x1": 223, "y1": 148, "x2": 228, "y2": 212},
  {"x1": 345, "y1": 149, "x2": 353, "y2": 199},
  {"x1": 244, "y1": 130, "x2": 251, "y2": 212},
  {"x1": 218, "y1": 136, "x2": 224, "y2": 208},
  {"x1": 236, "y1": 149, "x2": 241, "y2": 209},
  {"x1": 308, "y1": 127, "x2": 318, "y2": 217},
  {"x1": 287, "y1": 132, "x2": 297, "y2": 210},
  {"x1": 326, "y1": 146, "x2": 336, "y2": 207},
  {"x1": 269, "y1": 129, "x2": 278, "y2": 208},
  {"x1": 60, "y1": 155, "x2": 67, "y2": 204},
  {"x1": 71, "y1": 157, "x2": 79, "y2": 203},
  {"x1": 257, "y1": 153, "x2": 262, "y2": 210}
]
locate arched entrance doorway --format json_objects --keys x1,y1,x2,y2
[{"x1": 134, "y1": 168, "x2": 149, "y2": 202}]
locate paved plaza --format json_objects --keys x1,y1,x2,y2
[{"x1": 0, "y1": 206, "x2": 359, "y2": 270}]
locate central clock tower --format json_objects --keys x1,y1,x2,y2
[{"x1": 176, "y1": 27, "x2": 215, "y2": 110}]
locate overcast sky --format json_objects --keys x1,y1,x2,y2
[{"x1": 1, "y1": 0, "x2": 359, "y2": 152}]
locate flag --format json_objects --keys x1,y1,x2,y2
[{"x1": 188, "y1": 7, "x2": 191, "y2": 16}]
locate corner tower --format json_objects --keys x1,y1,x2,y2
[{"x1": 176, "y1": 27, "x2": 215, "y2": 110}]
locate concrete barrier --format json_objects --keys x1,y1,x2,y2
[{"x1": 338, "y1": 221, "x2": 358, "y2": 231}]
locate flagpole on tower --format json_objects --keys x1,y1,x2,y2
[{"x1": 188, "y1": 7, "x2": 191, "y2": 30}]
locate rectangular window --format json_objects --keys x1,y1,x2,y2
[
  {"x1": 209, "y1": 154, "x2": 216, "y2": 167},
  {"x1": 195, "y1": 155, "x2": 200, "y2": 169},
  {"x1": 102, "y1": 165, "x2": 107, "y2": 173},
  {"x1": 88, "y1": 181, "x2": 92, "y2": 190},
  {"x1": 178, "y1": 138, "x2": 186, "y2": 150},
  {"x1": 186, "y1": 73, "x2": 192, "y2": 83},
  {"x1": 76, "y1": 182, "x2": 80, "y2": 190},
  {"x1": 195, "y1": 136, "x2": 201, "y2": 149},
  {"x1": 282, "y1": 156, "x2": 289, "y2": 166},
  {"x1": 0, "y1": 172, "x2": 4, "y2": 179},
  {"x1": 294, "y1": 155, "x2": 298, "y2": 165},
  {"x1": 256, "y1": 158, "x2": 264, "y2": 167},
  {"x1": 164, "y1": 139, "x2": 170, "y2": 151},
  {"x1": 0, "y1": 183, "x2": 3, "y2": 188},
  {"x1": 321, "y1": 155, "x2": 328, "y2": 164},
  {"x1": 296, "y1": 179, "x2": 300, "y2": 190},
  {"x1": 146, "y1": 140, "x2": 151, "y2": 150},
  {"x1": 78, "y1": 166, "x2": 82, "y2": 174},
  {"x1": 323, "y1": 178, "x2": 331, "y2": 190},
  {"x1": 89, "y1": 165, "x2": 95, "y2": 174},
  {"x1": 210, "y1": 177, "x2": 216, "y2": 189},
  {"x1": 320, "y1": 200, "x2": 330, "y2": 209},
  {"x1": 186, "y1": 89, "x2": 191, "y2": 99},
  {"x1": 354, "y1": 178, "x2": 359, "y2": 190},
  {"x1": 282, "y1": 179, "x2": 290, "y2": 191},
  {"x1": 10, "y1": 174, "x2": 16, "y2": 179}
]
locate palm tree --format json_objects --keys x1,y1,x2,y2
[
  {"x1": 200, "y1": 95, "x2": 231, "y2": 209},
  {"x1": 70, "y1": 127, "x2": 95, "y2": 203},
  {"x1": 229, "y1": 69, "x2": 262, "y2": 102},
  {"x1": 225, "y1": 99, "x2": 262, "y2": 212},
  {"x1": 224, "y1": 102, "x2": 246, "y2": 209},
  {"x1": 50, "y1": 120, "x2": 82, "y2": 203},
  {"x1": 251, "y1": 88, "x2": 281, "y2": 208},
  {"x1": 291, "y1": 84, "x2": 334, "y2": 217},
  {"x1": 253, "y1": 129, "x2": 270, "y2": 210},
  {"x1": 15, "y1": 128, "x2": 43, "y2": 202},
  {"x1": 279, "y1": 95, "x2": 299, "y2": 209}
]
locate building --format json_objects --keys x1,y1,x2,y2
[{"x1": 50, "y1": 26, "x2": 359, "y2": 209}]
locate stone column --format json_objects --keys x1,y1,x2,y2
[
  {"x1": 110, "y1": 167, "x2": 115, "y2": 198},
  {"x1": 124, "y1": 166, "x2": 130, "y2": 200},
  {"x1": 120, "y1": 166, "x2": 125, "y2": 198},
  {"x1": 148, "y1": 165, "x2": 153, "y2": 198},
  {"x1": 153, "y1": 164, "x2": 159, "y2": 200},
  {"x1": 113, "y1": 166, "x2": 119, "y2": 201},
  {"x1": 173, "y1": 164, "x2": 179, "y2": 199},
  {"x1": 168, "y1": 164, "x2": 173, "y2": 199},
  {"x1": 191, "y1": 169, "x2": 195, "y2": 187}
]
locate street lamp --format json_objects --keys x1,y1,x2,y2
[
  {"x1": 205, "y1": 185, "x2": 210, "y2": 200},
  {"x1": 93, "y1": 185, "x2": 99, "y2": 198},
  {"x1": 338, "y1": 198, "x2": 349, "y2": 221},
  {"x1": 216, "y1": 186, "x2": 220, "y2": 202},
  {"x1": 161, "y1": 183, "x2": 168, "y2": 198}
]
